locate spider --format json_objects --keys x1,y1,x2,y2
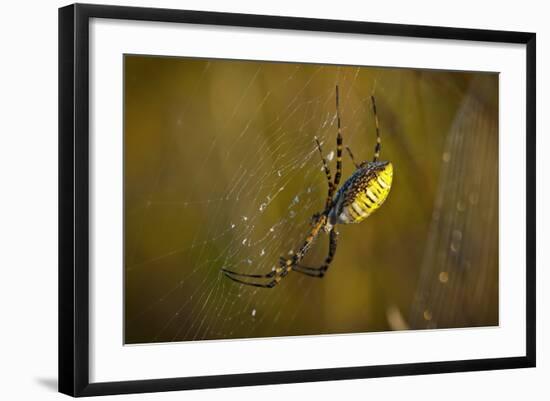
[{"x1": 222, "y1": 85, "x2": 393, "y2": 288}]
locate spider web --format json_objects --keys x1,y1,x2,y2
[{"x1": 124, "y1": 56, "x2": 498, "y2": 344}]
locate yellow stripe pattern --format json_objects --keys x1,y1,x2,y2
[{"x1": 342, "y1": 162, "x2": 393, "y2": 224}]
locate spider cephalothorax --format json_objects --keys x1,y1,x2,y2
[{"x1": 222, "y1": 86, "x2": 393, "y2": 288}]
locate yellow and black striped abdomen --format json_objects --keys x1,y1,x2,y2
[{"x1": 329, "y1": 161, "x2": 393, "y2": 226}]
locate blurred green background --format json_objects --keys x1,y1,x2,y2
[{"x1": 124, "y1": 55, "x2": 498, "y2": 344}]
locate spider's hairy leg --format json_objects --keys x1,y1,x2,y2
[
  {"x1": 221, "y1": 267, "x2": 276, "y2": 279},
  {"x1": 314, "y1": 137, "x2": 335, "y2": 210},
  {"x1": 310, "y1": 212, "x2": 322, "y2": 226},
  {"x1": 346, "y1": 146, "x2": 360, "y2": 168},
  {"x1": 279, "y1": 214, "x2": 327, "y2": 269},
  {"x1": 222, "y1": 267, "x2": 289, "y2": 288},
  {"x1": 334, "y1": 85, "x2": 344, "y2": 187},
  {"x1": 371, "y1": 95, "x2": 381, "y2": 162},
  {"x1": 222, "y1": 214, "x2": 327, "y2": 288},
  {"x1": 221, "y1": 217, "x2": 329, "y2": 288},
  {"x1": 293, "y1": 229, "x2": 338, "y2": 278},
  {"x1": 315, "y1": 137, "x2": 333, "y2": 190}
]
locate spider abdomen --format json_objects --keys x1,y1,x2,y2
[{"x1": 329, "y1": 161, "x2": 393, "y2": 226}]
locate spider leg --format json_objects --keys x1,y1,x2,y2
[
  {"x1": 345, "y1": 146, "x2": 360, "y2": 168},
  {"x1": 334, "y1": 86, "x2": 344, "y2": 188},
  {"x1": 223, "y1": 87, "x2": 350, "y2": 288},
  {"x1": 315, "y1": 137, "x2": 333, "y2": 188},
  {"x1": 222, "y1": 265, "x2": 291, "y2": 288},
  {"x1": 224, "y1": 213, "x2": 328, "y2": 288},
  {"x1": 314, "y1": 138, "x2": 336, "y2": 210},
  {"x1": 371, "y1": 95, "x2": 381, "y2": 162},
  {"x1": 293, "y1": 229, "x2": 338, "y2": 278},
  {"x1": 223, "y1": 272, "x2": 282, "y2": 288},
  {"x1": 310, "y1": 212, "x2": 322, "y2": 226},
  {"x1": 278, "y1": 214, "x2": 327, "y2": 270},
  {"x1": 221, "y1": 267, "x2": 276, "y2": 279}
]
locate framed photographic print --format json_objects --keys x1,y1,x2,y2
[{"x1": 58, "y1": 3, "x2": 536, "y2": 397}]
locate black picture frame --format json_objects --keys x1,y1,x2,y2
[{"x1": 59, "y1": 3, "x2": 536, "y2": 397}]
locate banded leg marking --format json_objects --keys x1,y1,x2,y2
[
  {"x1": 371, "y1": 95, "x2": 381, "y2": 162},
  {"x1": 294, "y1": 229, "x2": 338, "y2": 278}
]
